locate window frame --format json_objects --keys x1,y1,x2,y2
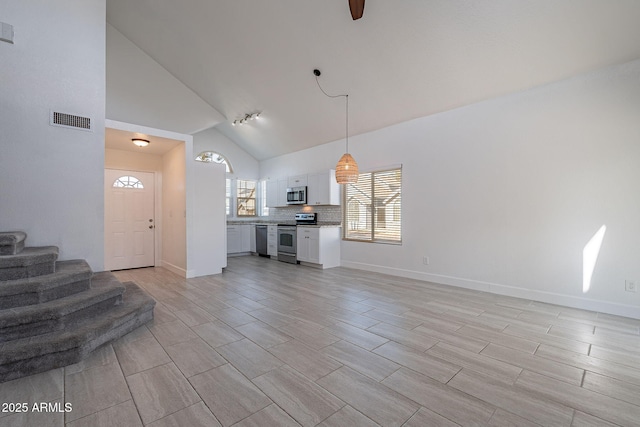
[
  {"x1": 194, "y1": 151, "x2": 233, "y2": 173},
  {"x1": 342, "y1": 166, "x2": 402, "y2": 244},
  {"x1": 226, "y1": 178, "x2": 232, "y2": 217},
  {"x1": 112, "y1": 175, "x2": 144, "y2": 189},
  {"x1": 258, "y1": 179, "x2": 270, "y2": 217},
  {"x1": 236, "y1": 179, "x2": 257, "y2": 217}
]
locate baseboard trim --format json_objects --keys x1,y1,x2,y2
[
  {"x1": 186, "y1": 266, "x2": 223, "y2": 279},
  {"x1": 160, "y1": 260, "x2": 187, "y2": 278},
  {"x1": 340, "y1": 261, "x2": 640, "y2": 320}
]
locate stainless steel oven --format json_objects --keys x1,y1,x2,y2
[{"x1": 277, "y1": 225, "x2": 297, "y2": 264}]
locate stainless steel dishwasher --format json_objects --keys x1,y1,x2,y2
[{"x1": 255, "y1": 225, "x2": 269, "y2": 257}]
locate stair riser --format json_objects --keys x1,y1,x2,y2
[
  {"x1": 41, "y1": 278, "x2": 93, "y2": 305},
  {"x1": 0, "y1": 293, "x2": 40, "y2": 310},
  {"x1": 0, "y1": 345, "x2": 86, "y2": 383},
  {"x1": 0, "y1": 278, "x2": 92, "y2": 310},
  {"x1": 0, "y1": 262, "x2": 56, "y2": 281},
  {"x1": 0, "y1": 294, "x2": 123, "y2": 343},
  {"x1": 0, "y1": 240, "x2": 25, "y2": 256},
  {"x1": 0, "y1": 305, "x2": 154, "y2": 382},
  {"x1": 90, "y1": 305, "x2": 154, "y2": 350}
]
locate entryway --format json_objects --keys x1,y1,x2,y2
[{"x1": 104, "y1": 169, "x2": 155, "y2": 271}]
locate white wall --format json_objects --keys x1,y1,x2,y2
[
  {"x1": 162, "y1": 144, "x2": 187, "y2": 275},
  {"x1": 105, "y1": 149, "x2": 163, "y2": 172},
  {"x1": 189, "y1": 161, "x2": 227, "y2": 277},
  {"x1": 261, "y1": 60, "x2": 640, "y2": 318},
  {"x1": 0, "y1": 0, "x2": 106, "y2": 270},
  {"x1": 106, "y1": 24, "x2": 225, "y2": 134}
]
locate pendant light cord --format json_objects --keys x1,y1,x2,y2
[{"x1": 315, "y1": 75, "x2": 350, "y2": 153}]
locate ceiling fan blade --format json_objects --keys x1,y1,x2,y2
[{"x1": 349, "y1": 0, "x2": 365, "y2": 20}]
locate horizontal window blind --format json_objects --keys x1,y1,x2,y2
[{"x1": 344, "y1": 167, "x2": 402, "y2": 243}]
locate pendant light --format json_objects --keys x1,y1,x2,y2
[{"x1": 314, "y1": 69, "x2": 359, "y2": 184}]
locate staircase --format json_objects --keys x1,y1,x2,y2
[{"x1": 0, "y1": 231, "x2": 155, "y2": 382}]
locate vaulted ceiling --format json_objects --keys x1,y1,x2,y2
[{"x1": 106, "y1": 0, "x2": 640, "y2": 160}]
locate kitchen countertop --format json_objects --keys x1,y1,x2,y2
[{"x1": 227, "y1": 220, "x2": 341, "y2": 228}]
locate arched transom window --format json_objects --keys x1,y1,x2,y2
[
  {"x1": 113, "y1": 175, "x2": 144, "y2": 189},
  {"x1": 195, "y1": 151, "x2": 232, "y2": 173}
]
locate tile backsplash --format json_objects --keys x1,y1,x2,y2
[{"x1": 268, "y1": 205, "x2": 342, "y2": 223}]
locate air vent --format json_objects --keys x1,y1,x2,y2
[{"x1": 50, "y1": 111, "x2": 93, "y2": 132}]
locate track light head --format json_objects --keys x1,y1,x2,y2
[{"x1": 231, "y1": 111, "x2": 262, "y2": 126}]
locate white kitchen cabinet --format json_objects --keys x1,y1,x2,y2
[
  {"x1": 266, "y1": 180, "x2": 278, "y2": 208},
  {"x1": 242, "y1": 224, "x2": 251, "y2": 252},
  {"x1": 227, "y1": 224, "x2": 251, "y2": 254},
  {"x1": 267, "y1": 225, "x2": 278, "y2": 257},
  {"x1": 266, "y1": 179, "x2": 278, "y2": 208},
  {"x1": 250, "y1": 224, "x2": 256, "y2": 253},
  {"x1": 266, "y1": 179, "x2": 289, "y2": 207},
  {"x1": 277, "y1": 179, "x2": 288, "y2": 206},
  {"x1": 227, "y1": 225, "x2": 241, "y2": 254},
  {"x1": 307, "y1": 170, "x2": 340, "y2": 206},
  {"x1": 287, "y1": 174, "x2": 307, "y2": 187},
  {"x1": 296, "y1": 226, "x2": 340, "y2": 268}
]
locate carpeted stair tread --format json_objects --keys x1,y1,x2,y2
[
  {"x1": 0, "y1": 232, "x2": 27, "y2": 256},
  {"x1": 0, "y1": 281, "x2": 155, "y2": 382},
  {"x1": 0, "y1": 246, "x2": 59, "y2": 268},
  {"x1": 0, "y1": 246, "x2": 59, "y2": 281},
  {"x1": 0, "y1": 260, "x2": 92, "y2": 309},
  {"x1": 0, "y1": 272, "x2": 125, "y2": 342}
]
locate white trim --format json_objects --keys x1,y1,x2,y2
[
  {"x1": 340, "y1": 260, "x2": 640, "y2": 320},
  {"x1": 105, "y1": 119, "x2": 190, "y2": 142},
  {"x1": 358, "y1": 163, "x2": 403, "y2": 174},
  {"x1": 161, "y1": 260, "x2": 187, "y2": 277}
]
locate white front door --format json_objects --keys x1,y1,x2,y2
[{"x1": 104, "y1": 169, "x2": 155, "y2": 271}]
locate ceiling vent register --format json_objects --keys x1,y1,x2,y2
[{"x1": 50, "y1": 111, "x2": 93, "y2": 132}]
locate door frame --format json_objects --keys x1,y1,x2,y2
[{"x1": 104, "y1": 167, "x2": 161, "y2": 270}]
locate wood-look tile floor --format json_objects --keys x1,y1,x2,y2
[{"x1": 3, "y1": 256, "x2": 640, "y2": 426}]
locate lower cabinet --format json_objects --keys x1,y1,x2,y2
[
  {"x1": 227, "y1": 224, "x2": 252, "y2": 254},
  {"x1": 296, "y1": 226, "x2": 340, "y2": 268},
  {"x1": 267, "y1": 225, "x2": 278, "y2": 257},
  {"x1": 250, "y1": 225, "x2": 256, "y2": 253}
]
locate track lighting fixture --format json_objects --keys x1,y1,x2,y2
[{"x1": 231, "y1": 112, "x2": 261, "y2": 126}]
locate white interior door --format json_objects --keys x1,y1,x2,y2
[{"x1": 105, "y1": 169, "x2": 155, "y2": 271}]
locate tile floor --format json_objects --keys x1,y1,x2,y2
[{"x1": 2, "y1": 256, "x2": 640, "y2": 426}]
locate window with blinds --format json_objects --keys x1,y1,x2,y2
[{"x1": 344, "y1": 167, "x2": 402, "y2": 243}]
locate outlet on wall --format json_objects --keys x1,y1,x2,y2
[
  {"x1": 625, "y1": 280, "x2": 637, "y2": 293},
  {"x1": 422, "y1": 256, "x2": 429, "y2": 265}
]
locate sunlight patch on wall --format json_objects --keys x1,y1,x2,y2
[{"x1": 583, "y1": 225, "x2": 606, "y2": 293}]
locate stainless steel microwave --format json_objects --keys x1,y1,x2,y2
[{"x1": 286, "y1": 186, "x2": 307, "y2": 205}]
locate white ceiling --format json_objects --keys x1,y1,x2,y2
[
  {"x1": 105, "y1": 0, "x2": 640, "y2": 161},
  {"x1": 105, "y1": 128, "x2": 182, "y2": 156}
]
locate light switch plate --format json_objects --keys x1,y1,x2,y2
[{"x1": 1, "y1": 22, "x2": 14, "y2": 44}]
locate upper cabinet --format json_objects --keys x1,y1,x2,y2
[
  {"x1": 266, "y1": 178, "x2": 288, "y2": 207},
  {"x1": 266, "y1": 170, "x2": 341, "y2": 207},
  {"x1": 307, "y1": 170, "x2": 340, "y2": 206},
  {"x1": 287, "y1": 174, "x2": 307, "y2": 187}
]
